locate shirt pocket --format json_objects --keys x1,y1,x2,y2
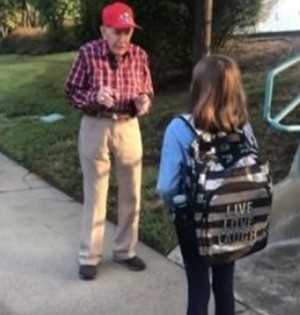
[
  {"x1": 126, "y1": 62, "x2": 142, "y2": 96},
  {"x1": 91, "y1": 61, "x2": 107, "y2": 89}
]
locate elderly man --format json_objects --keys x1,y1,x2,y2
[{"x1": 65, "y1": 2, "x2": 154, "y2": 280}]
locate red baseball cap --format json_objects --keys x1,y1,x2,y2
[{"x1": 102, "y1": 2, "x2": 141, "y2": 30}]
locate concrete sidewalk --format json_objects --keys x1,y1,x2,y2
[
  {"x1": 169, "y1": 171, "x2": 300, "y2": 315},
  {"x1": 0, "y1": 153, "x2": 258, "y2": 315}
]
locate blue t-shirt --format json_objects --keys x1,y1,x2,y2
[{"x1": 156, "y1": 115, "x2": 258, "y2": 209}]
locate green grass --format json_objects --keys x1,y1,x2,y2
[{"x1": 0, "y1": 53, "x2": 299, "y2": 255}]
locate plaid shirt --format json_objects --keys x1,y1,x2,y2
[{"x1": 64, "y1": 39, "x2": 154, "y2": 115}]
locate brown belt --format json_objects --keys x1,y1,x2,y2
[{"x1": 89, "y1": 111, "x2": 133, "y2": 121}]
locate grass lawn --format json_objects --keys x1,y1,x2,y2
[{"x1": 0, "y1": 38, "x2": 299, "y2": 255}]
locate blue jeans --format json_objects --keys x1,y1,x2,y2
[{"x1": 175, "y1": 217, "x2": 235, "y2": 315}]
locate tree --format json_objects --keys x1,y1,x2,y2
[
  {"x1": 0, "y1": 0, "x2": 19, "y2": 37},
  {"x1": 204, "y1": 0, "x2": 213, "y2": 55},
  {"x1": 259, "y1": 0, "x2": 278, "y2": 23},
  {"x1": 191, "y1": 0, "x2": 264, "y2": 60},
  {"x1": 76, "y1": 0, "x2": 104, "y2": 43},
  {"x1": 211, "y1": 0, "x2": 262, "y2": 49},
  {"x1": 31, "y1": 0, "x2": 79, "y2": 31},
  {"x1": 20, "y1": 0, "x2": 28, "y2": 26},
  {"x1": 192, "y1": 0, "x2": 205, "y2": 61},
  {"x1": 126, "y1": 0, "x2": 192, "y2": 81}
]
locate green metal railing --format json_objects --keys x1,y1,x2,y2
[{"x1": 264, "y1": 54, "x2": 300, "y2": 173}]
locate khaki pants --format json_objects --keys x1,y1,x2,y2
[{"x1": 78, "y1": 115, "x2": 142, "y2": 265}]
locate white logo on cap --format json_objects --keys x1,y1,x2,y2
[{"x1": 119, "y1": 12, "x2": 133, "y2": 25}]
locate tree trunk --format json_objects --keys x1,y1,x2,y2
[
  {"x1": 192, "y1": 0, "x2": 214, "y2": 62},
  {"x1": 204, "y1": 0, "x2": 213, "y2": 55},
  {"x1": 21, "y1": 0, "x2": 28, "y2": 27},
  {"x1": 192, "y1": 0, "x2": 205, "y2": 63}
]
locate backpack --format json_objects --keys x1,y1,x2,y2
[{"x1": 179, "y1": 115, "x2": 273, "y2": 265}]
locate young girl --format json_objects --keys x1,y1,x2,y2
[{"x1": 156, "y1": 55, "x2": 257, "y2": 315}]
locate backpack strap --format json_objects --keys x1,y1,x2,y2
[
  {"x1": 179, "y1": 115, "x2": 257, "y2": 152},
  {"x1": 177, "y1": 115, "x2": 198, "y2": 136},
  {"x1": 178, "y1": 115, "x2": 258, "y2": 169},
  {"x1": 178, "y1": 115, "x2": 243, "y2": 146}
]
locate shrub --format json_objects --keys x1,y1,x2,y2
[{"x1": 0, "y1": 26, "x2": 79, "y2": 55}]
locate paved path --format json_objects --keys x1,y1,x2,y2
[
  {"x1": 0, "y1": 153, "x2": 268, "y2": 315},
  {"x1": 169, "y1": 172, "x2": 300, "y2": 315}
]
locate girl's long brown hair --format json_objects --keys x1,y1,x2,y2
[{"x1": 189, "y1": 54, "x2": 248, "y2": 133}]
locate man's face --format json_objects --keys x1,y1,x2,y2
[{"x1": 101, "y1": 26, "x2": 134, "y2": 57}]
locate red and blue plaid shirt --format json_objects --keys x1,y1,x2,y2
[{"x1": 64, "y1": 39, "x2": 154, "y2": 115}]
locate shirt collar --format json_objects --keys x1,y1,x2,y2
[{"x1": 100, "y1": 40, "x2": 132, "y2": 61}]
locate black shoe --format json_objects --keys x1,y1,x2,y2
[
  {"x1": 79, "y1": 265, "x2": 97, "y2": 280},
  {"x1": 113, "y1": 256, "x2": 146, "y2": 271}
]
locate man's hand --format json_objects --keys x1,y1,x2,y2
[
  {"x1": 135, "y1": 94, "x2": 151, "y2": 116},
  {"x1": 97, "y1": 87, "x2": 116, "y2": 108}
]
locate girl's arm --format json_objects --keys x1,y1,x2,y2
[{"x1": 157, "y1": 122, "x2": 185, "y2": 210}]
